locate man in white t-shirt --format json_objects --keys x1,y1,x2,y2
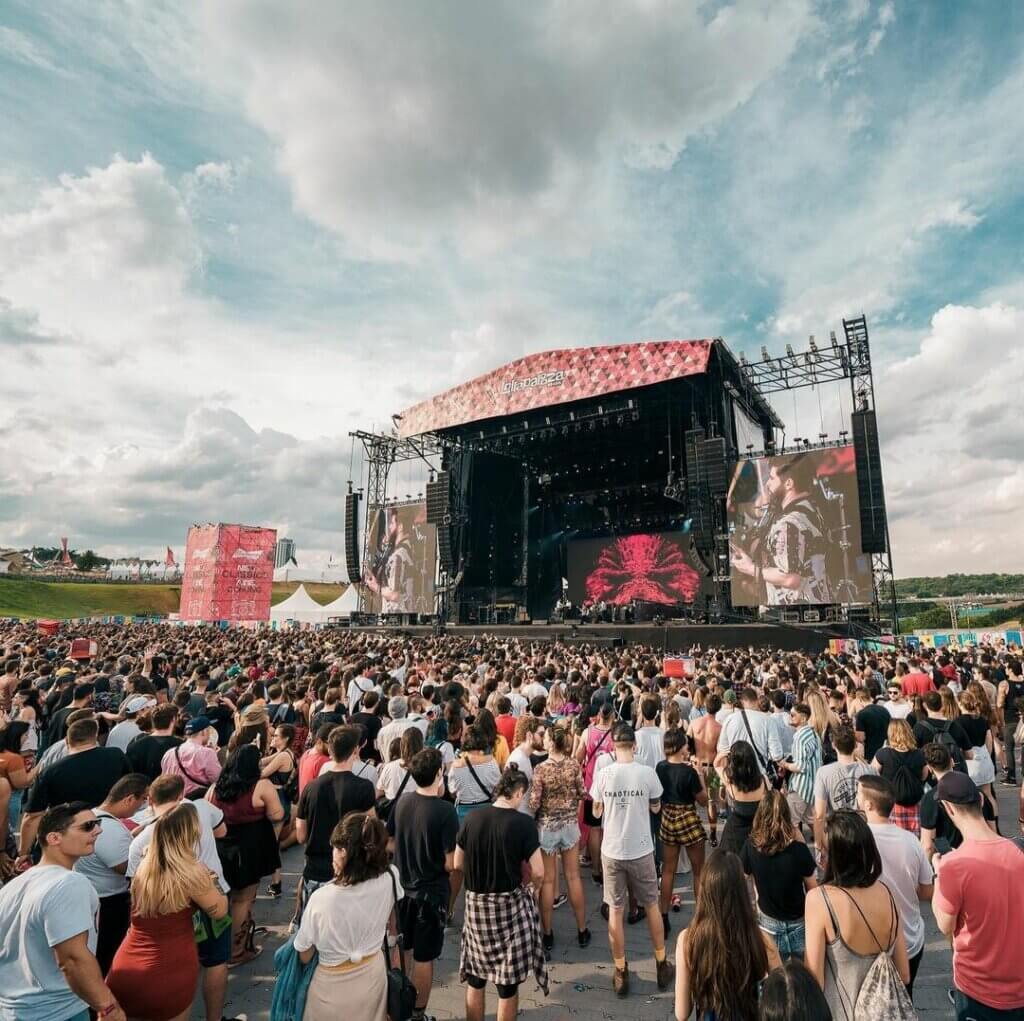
[
  {"x1": 508, "y1": 676, "x2": 528, "y2": 717},
  {"x1": 347, "y1": 671, "x2": 378, "y2": 715},
  {"x1": 858, "y1": 774, "x2": 932, "y2": 998},
  {"x1": 590, "y1": 723, "x2": 671, "y2": 998},
  {"x1": 714, "y1": 687, "x2": 783, "y2": 776},
  {"x1": 506, "y1": 717, "x2": 544, "y2": 815},
  {"x1": 127, "y1": 774, "x2": 231, "y2": 1021},
  {"x1": 522, "y1": 671, "x2": 548, "y2": 702}
]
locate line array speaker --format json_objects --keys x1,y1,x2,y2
[
  {"x1": 850, "y1": 409, "x2": 887, "y2": 553},
  {"x1": 437, "y1": 519, "x2": 455, "y2": 573},
  {"x1": 343, "y1": 491, "x2": 361, "y2": 583},
  {"x1": 698, "y1": 435, "x2": 730, "y2": 496},
  {"x1": 425, "y1": 472, "x2": 449, "y2": 524}
]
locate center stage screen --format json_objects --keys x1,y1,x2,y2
[
  {"x1": 568, "y1": 532, "x2": 703, "y2": 606},
  {"x1": 727, "y1": 444, "x2": 872, "y2": 607},
  {"x1": 362, "y1": 501, "x2": 437, "y2": 615}
]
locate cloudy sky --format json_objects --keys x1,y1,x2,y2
[{"x1": 1, "y1": 1, "x2": 1022, "y2": 576}]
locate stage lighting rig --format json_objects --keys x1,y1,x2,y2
[{"x1": 663, "y1": 471, "x2": 686, "y2": 504}]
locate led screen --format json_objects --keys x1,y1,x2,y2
[
  {"x1": 727, "y1": 445, "x2": 872, "y2": 606},
  {"x1": 362, "y1": 501, "x2": 437, "y2": 614}
]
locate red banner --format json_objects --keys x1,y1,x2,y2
[
  {"x1": 179, "y1": 523, "x2": 277, "y2": 622},
  {"x1": 397, "y1": 340, "x2": 713, "y2": 437}
]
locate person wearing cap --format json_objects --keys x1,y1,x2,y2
[
  {"x1": 589, "y1": 722, "x2": 672, "y2": 997},
  {"x1": 376, "y1": 696, "x2": 419, "y2": 762},
  {"x1": 161, "y1": 716, "x2": 222, "y2": 798},
  {"x1": 105, "y1": 696, "x2": 157, "y2": 753},
  {"x1": 932, "y1": 770, "x2": 1024, "y2": 1020}
]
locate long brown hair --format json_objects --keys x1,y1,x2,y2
[
  {"x1": 749, "y1": 789, "x2": 798, "y2": 856},
  {"x1": 886, "y1": 718, "x2": 916, "y2": 752},
  {"x1": 684, "y1": 850, "x2": 768, "y2": 1021}
]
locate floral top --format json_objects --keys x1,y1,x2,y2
[{"x1": 529, "y1": 756, "x2": 586, "y2": 827}]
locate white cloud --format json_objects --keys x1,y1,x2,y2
[
  {"x1": 876, "y1": 302, "x2": 1024, "y2": 575},
  {"x1": 199, "y1": 0, "x2": 812, "y2": 253},
  {"x1": 0, "y1": 25, "x2": 60, "y2": 72}
]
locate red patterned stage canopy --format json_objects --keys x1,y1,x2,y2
[{"x1": 397, "y1": 340, "x2": 713, "y2": 438}]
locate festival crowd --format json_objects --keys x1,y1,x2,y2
[{"x1": 1, "y1": 619, "x2": 1023, "y2": 1021}]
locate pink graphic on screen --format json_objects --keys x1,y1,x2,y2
[{"x1": 584, "y1": 533, "x2": 701, "y2": 605}]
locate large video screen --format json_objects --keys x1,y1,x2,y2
[
  {"x1": 727, "y1": 445, "x2": 872, "y2": 606},
  {"x1": 362, "y1": 501, "x2": 437, "y2": 614},
  {"x1": 568, "y1": 532, "x2": 704, "y2": 606}
]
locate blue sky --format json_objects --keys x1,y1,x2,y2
[{"x1": 1, "y1": 0, "x2": 1022, "y2": 574}]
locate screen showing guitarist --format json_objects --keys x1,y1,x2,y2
[
  {"x1": 365, "y1": 507, "x2": 417, "y2": 612},
  {"x1": 729, "y1": 452, "x2": 833, "y2": 606}
]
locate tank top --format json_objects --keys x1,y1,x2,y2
[
  {"x1": 1005, "y1": 680, "x2": 1024, "y2": 719},
  {"x1": 583, "y1": 726, "x2": 613, "y2": 792},
  {"x1": 820, "y1": 885, "x2": 897, "y2": 1021},
  {"x1": 213, "y1": 790, "x2": 266, "y2": 825}
]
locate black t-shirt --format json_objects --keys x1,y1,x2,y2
[
  {"x1": 388, "y1": 794, "x2": 458, "y2": 899},
  {"x1": 44, "y1": 705, "x2": 77, "y2": 749},
  {"x1": 656, "y1": 761, "x2": 703, "y2": 806},
  {"x1": 913, "y1": 717, "x2": 971, "y2": 755},
  {"x1": 205, "y1": 704, "x2": 235, "y2": 747},
  {"x1": 28, "y1": 747, "x2": 132, "y2": 812},
  {"x1": 296, "y1": 771, "x2": 376, "y2": 881},
  {"x1": 919, "y1": 781, "x2": 996, "y2": 851},
  {"x1": 351, "y1": 712, "x2": 384, "y2": 760},
  {"x1": 740, "y1": 839, "x2": 816, "y2": 921},
  {"x1": 957, "y1": 714, "x2": 989, "y2": 747},
  {"x1": 126, "y1": 734, "x2": 182, "y2": 780},
  {"x1": 457, "y1": 805, "x2": 539, "y2": 894},
  {"x1": 855, "y1": 704, "x2": 891, "y2": 761}
]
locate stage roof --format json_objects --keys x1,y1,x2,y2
[{"x1": 397, "y1": 340, "x2": 713, "y2": 438}]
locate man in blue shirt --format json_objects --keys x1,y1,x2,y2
[{"x1": 0, "y1": 802, "x2": 126, "y2": 1021}]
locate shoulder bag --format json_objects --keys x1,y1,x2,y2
[
  {"x1": 463, "y1": 758, "x2": 494, "y2": 804},
  {"x1": 738, "y1": 708, "x2": 785, "y2": 791},
  {"x1": 383, "y1": 869, "x2": 416, "y2": 1021}
]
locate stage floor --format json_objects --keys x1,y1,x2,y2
[{"x1": 343, "y1": 621, "x2": 854, "y2": 652}]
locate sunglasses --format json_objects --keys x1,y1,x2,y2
[{"x1": 73, "y1": 820, "x2": 102, "y2": 833}]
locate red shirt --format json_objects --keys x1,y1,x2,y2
[
  {"x1": 495, "y1": 713, "x2": 517, "y2": 747},
  {"x1": 901, "y1": 671, "x2": 934, "y2": 697},
  {"x1": 934, "y1": 837, "x2": 1024, "y2": 1008},
  {"x1": 298, "y1": 749, "x2": 330, "y2": 793}
]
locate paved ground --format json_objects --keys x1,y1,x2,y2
[{"x1": 217, "y1": 784, "x2": 1022, "y2": 1020}]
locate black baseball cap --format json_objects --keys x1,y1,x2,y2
[{"x1": 935, "y1": 771, "x2": 981, "y2": 806}]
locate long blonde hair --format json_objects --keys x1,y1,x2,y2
[
  {"x1": 132, "y1": 803, "x2": 211, "y2": 916},
  {"x1": 805, "y1": 690, "x2": 830, "y2": 741},
  {"x1": 886, "y1": 718, "x2": 917, "y2": 753}
]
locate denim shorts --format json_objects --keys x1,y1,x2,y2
[
  {"x1": 538, "y1": 821, "x2": 580, "y2": 854},
  {"x1": 758, "y1": 910, "x2": 806, "y2": 958}
]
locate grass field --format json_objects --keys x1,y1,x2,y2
[{"x1": 0, "y1": 577, "x2": 346, "y2": 620}]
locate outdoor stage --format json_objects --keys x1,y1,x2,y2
[{"x1": 343, "y1": 621, "x2": 846, "y2": 652}]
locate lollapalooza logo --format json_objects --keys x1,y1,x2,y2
[{"x1": 500, "y1": 369, "x2": 567, "y2": 396}]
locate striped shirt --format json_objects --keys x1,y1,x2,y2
[{"x1": 789, "y1": 725, "x2": 822, "y2": 804}]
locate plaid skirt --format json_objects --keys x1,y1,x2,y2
[
  {"x1": 660, "y1": 802, "x2": 706, "y2": 847},
  {"x1": 459, "y1": 886, "x2": 548, "y2": 995},
  {"x1": 891, "y1": 802, "x2": 920, "y2": 837}
]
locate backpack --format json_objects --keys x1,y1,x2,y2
[
  {"x1": 918, "y1": 719, "x2": 967, "y2": 773},
  {"x1": 823, "y1": 887, "x2": 917, "y2": 1021},
  {"x1": 884, "y1": 750, "x2": 924, "y2": 807}
]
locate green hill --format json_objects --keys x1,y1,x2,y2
[{"x1": 0, "y1": 577, "x2": 345, "y2": 620}]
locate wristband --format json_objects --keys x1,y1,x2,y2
[{"x1": 97, "y1": 1004, "x2": 118, "y2": 1019}]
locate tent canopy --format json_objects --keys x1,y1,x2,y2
[
  {"x1": 269, "y1": 584, "x2": 331, "y2": 623},
  {"x1": 322, "y1": 585, "x2": 359, "y2": 617}
]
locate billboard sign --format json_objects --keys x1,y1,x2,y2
[{"x1": 179, "y1": 523, "x2": 277, "y2": 622}]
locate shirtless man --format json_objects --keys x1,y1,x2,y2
[{"x1": 689, "y1": 693, "x2": 723, "y2": 846}]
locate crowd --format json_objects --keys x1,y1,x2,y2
[{"x1": 0, "y1": 619, "x2": 1023, "y2": 1021}]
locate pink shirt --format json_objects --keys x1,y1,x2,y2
[
  {"x1": 160, "y1": 740, "x2": 222, "y2": 795},
  {"x1": 934, "y1": 836, "x2": 1024, "y2": 1009}
]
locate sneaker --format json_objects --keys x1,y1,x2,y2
[
  {"x1": 709, "y1": 830, "x2": 718, "y2": 847},
  {"x1": 223, "y1": 1015, "x2": 249, "y2": 1021},
  {"x1": 542, "y1": 931, "x2": 554, "y2": 961},
  {"x1": 656, "y1": 957, "x2": 674, "y2": 991},
  {"x1": 600, "y1": 902, "x2": 610, "y2": 921},
  {"x1": 671, "y1": 893, "x2": 682, "y2": 912},
  {"x1": 267, "y1": 881, "x2": 282, "y2": 898},
  {"x1": 591, "y1": 873, "x2": 604, "y2": 886},
  {"x1": 228, "y1": 946, "x2": 262, "y2": 969},
  {"x1": 553, "y1": 893, "x2": 568, "y2": 909},
  {"x1": 578, "y1": 927, "x2": 592, "y2": 948},
  {"x1": 613, "y1": 963, "x2": 630, "y2": 997},
  {"x1": 1000, "y1": 775, "x2": 1017, "y2": 787},
  {"x1": 626, "y1": 907, "x2": 644, "y2": 925},
  {"x1": 579, "y1": 853, "x2": 592, "y2": 867}
]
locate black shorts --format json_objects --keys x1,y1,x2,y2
[
  {"x1": 583, "y1": 799, "x2": 602, "y2": 828},
  {"x1": 397, "y1": 896, "x2": 446, "y2": 963},
  {"x1": 465, "y1": 973, "x2": 519, "y2": 999}
]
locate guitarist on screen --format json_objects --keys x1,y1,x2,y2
[
  {"x1": 729, "y1": 453, "x2": 833, "y2": 606},
  {"x1": 365, "y1": 507, "x2": 417, "y2": 613}
]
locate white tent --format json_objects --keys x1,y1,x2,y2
[
  {"x1": 273, "y1": 566, "x2": 348, "y2": 584},
  {"x1": 269, "y1": 584, "x2": 331, "y2": 624},
  {"x1": 321, "y1": 585, "x2": 359, "y2": 619}
]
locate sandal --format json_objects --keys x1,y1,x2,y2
[{"x1": 229, "y1": 918, "x2": 263, "y2": 968}]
